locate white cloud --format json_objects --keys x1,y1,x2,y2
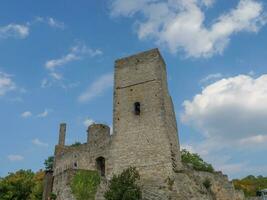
[
  {"x1": 37, "y1": 109, "x2": 51, "y2": 118},
  {"x1": 33, "y1": 16, "x2": 65, "y2": 29},
  {"x1": 49, "y1": 72, "x2": 63, "y2": 80},
  {"x1": 7, "y1": 154, "x2": 24, "y2": 161},
  {"x1": 21, "y1": 111, "x2": 32, "y2": 118},
  {"x1": 45, "y1": 43, "x2": 102, "y2": 71},
  {"x1": 181, "y1": 74, "x2": 267, "y2": 148},
  {"x1": 0, "y1": 72, "x2": 16, "y2": 96},
  {"x1": 47, "y1": 17, "x2": 65, "y2": 29},
  {"x1": 200, "y1": 73, "x2": 223, "y2": 83},
  {"x1": 78, "y1": 73, "x2": 113, "y2": 103},
  {"x1": 0, "y1": 24, "x2": 29, "y2": 39},
  {"x1": 83, "y1": 118, "x2": 95, "y2": 127},
  {"x1": 111, "y1": 0, "x2": 266, "y2": 58},
  {"x1": 45, "y1": 52, "x2": 80, "y2": 71},
  {"x1": 32, "y1": 138, "x2": 48, "y2": 147},
  {"x1": 239, "y1": 134, "x2": 267, "y2": 145}
]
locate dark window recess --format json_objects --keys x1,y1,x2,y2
[
  {"x1": 74, "y1": 162, "x2": 78, "y2": 168},
  {"x1": 134, "y1": 102, "x2": 141, "y2": 115}
]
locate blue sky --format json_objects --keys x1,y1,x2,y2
[{"x1": 0, "y1": 0, "x2": 267, "y2": 179}]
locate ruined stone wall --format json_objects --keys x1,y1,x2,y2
[
  {"x1": 52, "y1": 123, "x2": 111, "y2": 199},
  {"x1": 109, "y1": 49, "x2": 180, "y2": 182},
  {"x1": 53, "y1": 169, "x2": 76, "y2": 200},
  {"x1": 42, "y1": 170, "x2": 53, "y2": 200}
]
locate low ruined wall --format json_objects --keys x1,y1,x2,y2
[
  {"x1": 192, "y1": 170, "x2": 239, "y2": 200},
  {"x1": 42, "y1": 170, "x2": 53, "y2": 200},
  {"x1": 53, "y1": 169, "x2": 76, "y2": 200}
]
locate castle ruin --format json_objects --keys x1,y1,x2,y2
[{"x1": 43, "y1": 49, "x2": 245, "y2": 200}]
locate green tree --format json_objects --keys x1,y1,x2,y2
[
  {"x1": 0, "y1": 170, "x2": 35, "y2": 200},
  {"x1": 181, "y1": 149, "x2": 214, "y2": 173},
  {"x1": 44, "y1": 156, "x2": 54, "y2": 171},
  {"x1": 29, "y1": 171, "x2": 45, "y2": 200},
  {"x1": 104, "y1": 167, "x2": 142, "y2": 200}
]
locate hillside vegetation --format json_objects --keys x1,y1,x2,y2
[
  {"x1": 233, "y1": 175, "x2": 267, "y2": 197},
  {"x1": 181, "y1": 149, "x2": 214, "y2": 173}
]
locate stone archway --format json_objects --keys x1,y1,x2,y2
[{"x1": 96, "y1": 157, "x2": 105, "y2": 176}]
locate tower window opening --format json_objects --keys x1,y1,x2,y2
[{"x1": 134, "y1": 102, "x2": 141, "y2": 115}]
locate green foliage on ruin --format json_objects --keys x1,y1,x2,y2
[
  {"x1": 203, "y1": 178, "x2": 212, "y2": 190},
  {"x1": 233, "y1": 175, "x2": 267, "y2": 197},
  {"x1": 104, "y1": 167, "x2": 142, "y2": 200},
  {"x1": 50, "y1": 192, "x2": 57, "y2": 200},
  {"x1": 181, "y1": 149, "x2": 214, "y2": 173},
  {"x1": 44, "y1": 156, "x2": 54, "y2": 171},
  {"x1": 70, "y1": 142, "x2": 82, "y2": 147},
  {"x1": 0, "y1": 169, "x2": 44, "y2": 200},
  {"x1": 70, "y1": 170, "x2": 100, "y2": 200}
]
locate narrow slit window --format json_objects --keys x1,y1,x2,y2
[{"x1": 134, "y1": 102, "x2": 141, "y2": 115}]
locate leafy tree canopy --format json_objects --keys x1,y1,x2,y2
[
  {"x1": 44, "y1": 156, "x2": 54, "y2": 171},
  {"x1": 181, "y1": 149, "x2": 214, "y2": 173},
  {"x1": 0, "y1": 169, "x2": 44, "y2": 200},
  {"x1": 104, "y1": 167, "x2": 142, "y2": 200}
]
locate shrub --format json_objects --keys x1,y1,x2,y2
[
  {"x1": 181, "y1": 149, "x2": 214, "y2": 173},
  {"x1": 203, "y1": 178, "x2": 212, "y2": 190},
  {"x1": 70, "y1": 170, "x2": 100, "y2": 200},
  {"x1": 50, "y1": 193, "x2": 57, "y2": 200},
  {"x1": 44, "y1": 156, "x2": 54, "y2": 171},
  {"x1": 104, "y1": 167, "x2": 142, "y2": 200},
  {"x1": 70, "y1": 142, "x2": 82, "y2": 147}
]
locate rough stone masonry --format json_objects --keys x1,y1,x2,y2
[{"x1": 42, "y1": 48, "x2": 245, "y2": 200}]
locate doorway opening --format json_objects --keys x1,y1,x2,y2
[{"x1": 96, "y1": 157, "x2": 105, "y2": 176}]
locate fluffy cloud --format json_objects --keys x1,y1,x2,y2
[
  {"x1": 111, "y1": 0, "x2": 266, "y2": 58},
  {"x1": 0, "y1": 72, "x2": 16, "y2": 96},
  {"x1": 32, "y1": 138, "x2": 48, "y2": 147},
  {"x1": 181, "y1": 74, "x2": 267, "y2": 147},
  {"x1": 0, "y1": 24, "x2": 29, "y2": 39},
  {"x1": 7, "y1": 154, "x2": 24, "y2": 161},
  {"x1": 78, "y1": 73, "x2": 113, "y2": 103},
  {"x1": 21, "y1": 111, "x2": 32, "y2": 118}
]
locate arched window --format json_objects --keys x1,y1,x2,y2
[
  {"x1": 96, "y1": 157, "x2": 105, "y2": 176},
  {"x1": 134, "y1": 102, "x2": 141, "y2": 115}
]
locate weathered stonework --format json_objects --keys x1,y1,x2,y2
[
  {"x1": 43, "y1": 48, "x2": 245, "y2": 200},
  {"x1": 42, "y1": 170, "x2": 53, "y2": 200}
]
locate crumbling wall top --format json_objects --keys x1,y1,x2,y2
[{"x1": 115, "y1": 48, "x2": 166, "y2": 68}]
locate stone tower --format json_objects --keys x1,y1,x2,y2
[
  {"x1": 109, "y1": 48, "x2": 181, "y2": 182},
  {"x1": 58, "y1": 123, "x2": 66, "y2": 146}
]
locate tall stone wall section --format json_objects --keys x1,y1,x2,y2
[{"x1": 109, "y1": 49, "x2": 181, "y2": 184}]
